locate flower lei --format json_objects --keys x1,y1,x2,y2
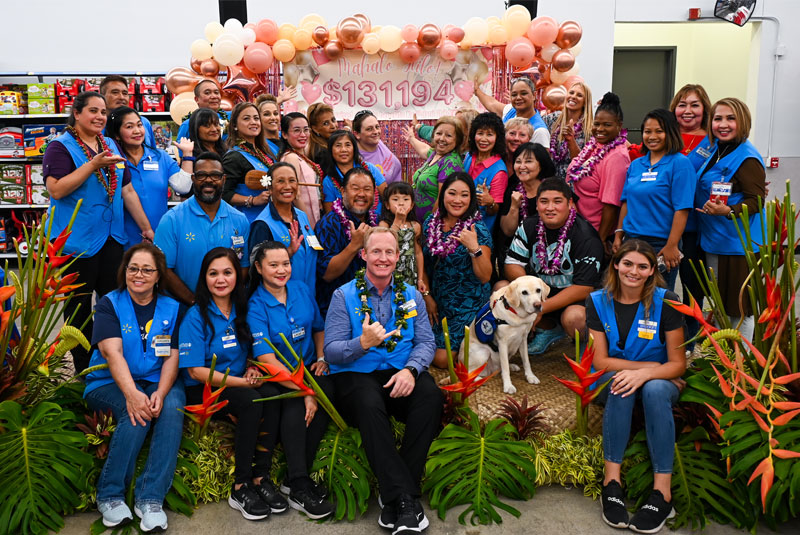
[
  {"x1": 550, "y1": 119, "x2": 583, "y2": 164},
  {"x1": 566, "y1": 129, "x2": 628, "y2": 183},
  {"x1": 237, "y1": 141, "x2": 274, "y2": 168},
  {"x1": 515, "y1": 181, "x2": 532, "y2": 220},
  {"x1": 291, "y1": 148, "x2": 323, "y2": 182},
  {"x1": 332, "y1": 198, "x2": 378, "y2": 239},
  {"x1": 355, "y1": 268, "x2": 407, "y2": 352},
  {"x1": 535, "y1": 208, "x2": 577, "y2": 275},
  {"x1": 66, "y1": 126, "x2": 117, "y2": 202},
  {"x1": 425, "y1": 210, "x2": 482, "y2": 258}
]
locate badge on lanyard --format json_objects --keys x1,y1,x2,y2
[
  {"x1": 637, "y1": 319, "x2": 657, "y2": 340},
  {"x1": 400, "y1": 299, "x2": 417, "y2": 319},
  {"x1": 115, "y1": 162, "x2": 125, "y2": 169},
  {"x1": 696, "y1": 146, "x2": 712, "y2": 159},
  {"x1": 306, "y1": 234, "x2": 323, "y2": 251},
  {"x1": 641, "y1": 170, "x2": 658, "y2": 182},
  {"x1": 709, "y1": 182, "x2": 732, "y2": 204},
  {"x1": 151, "y1": 335, "x2": 171, "y2": 357},
  {"x1": 142, "y1": 158, "x2": 159, "y2": 171},
  {"x1": 291, "y1": 326, "x2": 306, "y2": 341},
  {"x1": 222, "y1": 334, "x2": 238, "y2": 349}
]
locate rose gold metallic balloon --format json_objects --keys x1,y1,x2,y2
[
  {"x1": 537, "y1": 60, "x2": 547, "y2": 74},
  {"x1": 220, "y1": 95, "x2": 235, "y2": 112},
  {"x1": 312, "y1": 25, "x2": 329, "y2": 46},
  {"x1": 417, "y1": 23, "x2": 442, "y2": 50},
  {"x1": 200, "y1": 58, "x2": 220, "y2": 77},
  {"x1": 190, "y1": 57, "x2": 203, "y2": 74},
  {"x1": 551, "y1": 49, "x2": 575, "y2": 72},
  {"x1": 165, "y1": 67, "x2": 204, "y2": 94},
  {"x1": 446, "y1": 27, "x2": 465, "y2": 44},
  {"x1": 542, "y1": 83, "x2": 567, "y2": 111},
  {"x1": 324, "y1": 39, "x2": 344, "y2": 59},
  {"x1": 337, "y1": 17, "x2": 365, "y2": 49},
  {"x1": 535, "y1": 77, "x2": 549, "y2": 89},
  {"x1": 555, "y1": 21, "x2": 582, "y2": 49},
  {"x1": 353, "y1": 13, "x2": 371, "y2": 33}
]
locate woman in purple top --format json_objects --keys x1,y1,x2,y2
[{"x1": 352, "y1": 110, "x2": 402, "y2": 184}]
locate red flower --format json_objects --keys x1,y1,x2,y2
[
  {"x1": 757, "y1": 274, "x2": 782, "y2": 340},
  {"x1": 46, "y1": 272, "x2": 83, "y2": 296},
  {"x1": 440, "y1": 361, "x2": 496, "y2": 399},
  {"x1": 182, "y1": 381, "x2": 229, "y2": 428},
  {"x1": 46, "y1": 228, "x2": 74, "y2": 267},
  {"x1": 553, "y1": 340, "x2": 609, "y2": 407},
  {"x1": 665, "y1": 297, "x2": 718, "y2": 337},
  {"x1": 252, "y1": 359, "x2": 315, "y2": 396}
]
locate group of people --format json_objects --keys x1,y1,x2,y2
[{"x1": 40, "y1": 71, "x2": 766, "y2": 534}]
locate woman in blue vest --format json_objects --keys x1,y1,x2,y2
[
  {"x1": 222, "y1": 102, "x2": 276, "y2": 221},
  {"x1": 321, "y1": 129, "x2": 386, "y2": 214},
  {"x1": 43, "y1": 91, "x2": 128, "y2": 373},
  {"x1": 248, "y1": 162, "x2": 320, "y2": 296},
  {"x1": 474, "y1": 77, "x2": 550, "y2": 146},
  {"x1": 587, "y1": 239, "x2": 686, "y2": 534},
  {"x1": 83, "y1": 243, "x2": 184, "y2": 532},
  {"x1": 462, "y1": 112, "x2": 508, "y2": 235},
  {"x1": 613, "y1": 109, "x2": 696, "y2": 292},
  {"x1": 106, "y1": 106, "x2": 193, "y2": 248},
  {"x1": 247, "y1": 241, "x2": 333, "y2": 519},
  {"x1": 178, "y1": 248, "x2": 287, "y2": 521},
  {"x1": 695, "y1": 97, "x2": 765, "y2": 341}
]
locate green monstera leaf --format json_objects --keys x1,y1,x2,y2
[
  {"x1": 424, "y1": 411, "x2": 537, "y2": 525},
  {"x1": 0, "y1": 400, "x2": 93, "y2": 535}
]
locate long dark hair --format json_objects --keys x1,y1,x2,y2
[
  {"x1": 116, "y1": 242, "x2": 167, "y2": 294},
  {"x1": 194, "y1": 247, "x2": 252, "y2": 350},
  {"x1": 248, "y1": 240, "x2": 290, "y2": 296},
  {"x1": 511, "y1": 142, "x2": 556, "y2": 180},
  {"x1": 67, "y1": 91, "x2": 105, "y2": 127},
  {"x1": 604, "y1": 239, "x2": 665, "y2": 319},
  {"x1": 468, "y1": 112, "x2": 507, "y2": 161},
  {"x1": 380, "y1": 181, "x2": 418, "y2": 225},
  {"x1": 227, "y1": 102, "x2": 275, "y2": 159},
  {"x1": 437, "y1": 172, "x2": 479, "y2": 220},
  {"x1": 278, "y1": 112, "x2": 308, "y2": 159},
  {"x1": 325, "y1": 129, "x2": 361, "y2": 179},
  {"x1": 188, "y1": 108, "x2": 226, "y2": 155},
  {"x1": 106, "y1": 106, "x2": 147, "y2": 153}
]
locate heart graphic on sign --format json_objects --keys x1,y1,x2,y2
[
  {"x1": 480, "y1": 48, "x2": 494, "y2": 62},
  {"x1": 311, "y1": 49, "x2": 330, "y2": 66},
  {"x1": 301, "y1": 82, "x2": 322, "y2": 103},
  {"x1": 454, "y1": 81, "x2": 475, "y2": 102},
  {"x1": 283, "y1": 99, "x2": 298, "y2": 112}
]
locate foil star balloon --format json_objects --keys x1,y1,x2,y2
[{"x1": 222, "y1": 63, "x2": 266, "y2": 104}]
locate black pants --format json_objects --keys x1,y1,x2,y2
[
  {"x1": 187, "y1": 383, "x2": 281, "y2": 485},
  {"x1": 281, "y1": 374, "x2": 334, "y2": 485},
  {"x1": 334, "y1": 369, "x2": 443, "y2": 503},
  {"x1": 64, "y1": 238, "x2": 123, "y2": 373}
]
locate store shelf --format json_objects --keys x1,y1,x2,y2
[
  {"x1": 0, "y1": 253, "x2": 21, "y2": 259},
  {"x1": 0, "y1": 111, "x2": 170, "y2": 120},
  {"x1": 0, "y1": 204, "x2": 48, "y2": 209},
  {"x1": 0, "y1": 158, "x2": 29, "y2": 162}
]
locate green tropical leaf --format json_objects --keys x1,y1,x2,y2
[
  {"x1": 0, "y1": 400, "x2": 93, "y2": 535},
  {"x1": 423, "y1": 411, "x2": 537, "y2": 525},
  {"x1": 311, "y1": 424, "x2": 373, "y2": 521}
]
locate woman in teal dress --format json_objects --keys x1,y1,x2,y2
[{"x1": 421, "y1": 172, "x2": 492, "y2": 368}]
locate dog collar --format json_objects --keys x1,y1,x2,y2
[{"x1": 497, "y1": 296, "x2": 520, "y2": 317}]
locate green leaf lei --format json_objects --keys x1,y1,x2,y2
[{"x1": 355, "y1": 268, "x2": 408, "y2": 352}]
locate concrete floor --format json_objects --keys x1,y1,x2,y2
[{"x1": 58, "y1": 486, "x2": 799, "y2": 535}]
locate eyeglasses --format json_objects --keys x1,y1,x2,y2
[
  {"x1": 193, "y1": 172, "x2": 225, "y2": 182},
  {"x1": 127, "y1": 266, "x2": 158, "y2": 276}
]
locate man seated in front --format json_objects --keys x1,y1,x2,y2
[
  {"x1": 504, "y1": 177, "x2": 604, "y2": 354},
  {"x1": 324, "y1": 227, "x2": 441, "y2": 535}
]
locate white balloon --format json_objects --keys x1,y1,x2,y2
[
  {"x1": 169, "y1": 92, "x2": 198, "y2": 123},
  {"x1": 241, "y1": 28, "x2": 256, "y2": 46},
  {"x1": 204, "y1": 21, "x2": 224, "y2": 42},
  {"x1": 570, "y1": 42, "x2": 582, "y2": 57},
  {"x1": 190, "y1": 39, "x2": 213, "y2": 61},
  {"x1": 224, "y1": 18, "x2": 244, "y2": 34}
]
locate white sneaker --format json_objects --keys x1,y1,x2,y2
[{"x1": 134, "y1": 503, "x2": 168, "y2": 532}]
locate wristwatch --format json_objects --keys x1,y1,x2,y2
[
  {"x1": 404, "y1": 366, "x2": 419, "y2": 379},
  {"x1": 468, "y1": 247, "x2": 483, "y2": 258}
]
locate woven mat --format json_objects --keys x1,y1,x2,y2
[{"x1": 430, "y1": 338, "x2": 603, "y2": 435}]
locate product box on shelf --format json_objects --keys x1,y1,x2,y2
[
  {"x1": 55, "y1": 79, "x2": 83, "y2": 97},
  {"x1": 0, "y1": 164, "x2": 26, "y2": 184},
  {"x1": 137, "y1": 77, "x2": 165, "y2": 95},
  {"x1": 0, "y1": 91, "x2": 24, "y2": 115},
  {"x1": 140, "y1": 94, "x2": 166, "y2": 112},
  {"x1": 28, "y1": 99, "x2": 58, "y2": 114},
  {"x1": 57, "y1": 95, "x2": 74, "y2": 114},
  {"x1": 26, "y1": 163, "x2": 44, "y2": 185},
  {"x1": 28, "y1": 184, "x2": 50, "y2": 205},
  {"x1": 24, "y1": 124, "x2": 64, "y2": 157},
  {"x1": 83, "y1": 78, "x2": 103, "y2": 92},
  {"x1": 0, "y1": 127, "x2": 23, "y2": 158},
  {"x1": 27, "y1": 83, "x2": 55, "y2": 99},
  {"x1": 0, "y1": 184, "x2": 26, "y2": 204}
]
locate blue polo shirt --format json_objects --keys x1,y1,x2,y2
[
  {"x1": 103, "y1": 115, "x2": 155, "y2": 149},
  {"x1": 178, "y1": 301, "x2": 248, "y2": 386},
  {"x1": 248, "y1": 279, "x2": 323, "y2": 367},
  {"x1": 154, "y1": 196, "x2": 250, "y2": 293},
  {"x1": 124, "y1": 145, "x2": 181, "y2": 248},
  {"x1": 621, "y1": 152, "x2": 696, "y2": 240}
]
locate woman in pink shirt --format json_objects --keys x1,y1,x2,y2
[
  {"x1": 566, "y1": 92, "x2": 630, "y2": 254},
  {"x1": 462, "y1": 112, "x2": 508, "y2": 235}
]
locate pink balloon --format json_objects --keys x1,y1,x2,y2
[
  {"x1": 398, "y1": 42, "x2": 421, "y2": 63},
  {"x1": 565, "y1": 75, "x2": 585, "y2": 88},
  {"x1": 256, "y1": 19, "x2": 279, "y2": 45},
  {"x1": 454, "y1": 80, "x2": 475, "y2": 102},
  {"x1": 439, "y1": 39, "x2": 458, "y2": 61},
  {"x1": 244, "y1": 22, "x2": 256, "y2": 30},
  {"x1": 243, "y1": 42, "x2": 273, "y2": 73},
  {"x1": 505, "y1": 37, "x2": 536, "y2": 68},
  {"x1": 527, "y1": 17, "x2": 559, "y2": 47},
  {"x1": 401, "y1": 24, "x2": 419, "y2": 42}
]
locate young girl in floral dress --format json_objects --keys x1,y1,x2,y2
[{"x1": 378, "y1": 182, "x2": 425, "y2": 292}]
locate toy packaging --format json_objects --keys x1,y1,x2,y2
[
  {"x1": 0, "y1": 127, "x2": 23, "y2": 158},
  {"x1": 0, "y1": 184, "x2": 26, "y2": 204},
  {"x1": 55, "y1": 78, "x2": 83, "y2": 97},
  {"x1": 0, "y1": 164, "x2": 26, "y2": 185},
  {"x1": 141, "y1": 94, "x2": 166, "y2": 112},
  {"x1": 0, "y1": 91, "x2": 23, "y2": 115},
  {"x1": 152, "y1": 121, "x2": 177, "y2": 150},
  {"x1": 27, "y1": 83, "x2": 55, "y2": 99},
  {"x1": 26, "y1": 163, "x2": 44, "y2": 185},
  {"x1": 28, "y1": 184, "x2": 50, "y2": 205},
  {"x1": 28, "y1": 99, "x2": 58, "y2": 114},
  {"x1": 24, "y1": 124, "x2": 65, "y2": 157}
]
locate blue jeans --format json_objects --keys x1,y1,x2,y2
[
  {"x1": 86, "y1": 379, "x2": 185, "y2": 505},
  {"x1": 624, "y1": 234, "x2": 680, "y2": 292},
  {"x1": 596, "y1": 371, "x2": 679, "y2": 473}
]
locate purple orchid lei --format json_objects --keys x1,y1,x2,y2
[
  {"x1": 535, "y1": 208, "x2": 577, "y2": 275},
  {"x1": 425, "y1": 210, "x2": 483, "y2": 258},
  {"x1": 550, "y1": 119, "x2": 583, "y2": 164},
  {"x1": 332, "y1": 198, "x2": 378, "y2": 239},
  {"x1": 515, "y1": 181, "x2": 531, "y2": 220},
  {"x1": 566, "y1": 129, "x2": 628, "y2": 183}
]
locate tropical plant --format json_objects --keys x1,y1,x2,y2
[
  {"x1": 180, "y1": 354, "x2": 230, "y2": 439},
  {"x1": 76, "y1": 409, "x2": 115, "y2": 459},
  {"x1": 496, "y1": 395, "x2": 547, "y2": 440},
  {"x1": 177, "y1": 427, "x2": 234, "y2": 504},
  {"x1": 0, "y1": 401, "x2": 93, "y2": 535},
  {"x1": 532, "y1": 429, "x2": 604, "y2": 498}
]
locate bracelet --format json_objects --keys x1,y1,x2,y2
[
  {"x1": 245, "y1": 195, "x2": 253, "y2": 208},
  {"x1": 613, "y1": 228, "x2": 624, "y2": 234},
  {"x1": 182, "y1": 156, "x2": 195, "y2": 162},
  {"x1": 422, "y1": 291, "x2": 431, "y2": 297}
]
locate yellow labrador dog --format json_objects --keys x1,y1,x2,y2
[{"x1": 459, "y1": 276, "x2": 550, "y2": 395}]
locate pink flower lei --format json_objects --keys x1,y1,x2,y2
[
  {"x1": 535, "y1": 208, "x2": 577, "y2": 275},
  {"x1": 566, "y1": 129, "x2": 628, "y2": 183},
  {"x1": 425, "y1": 210, "x2": 482, "y2": 258},
  {"x1": 332, "y1": 198, "x2": 377, "y2": 239},
  {"x1": 550, "y1": 119, "x2": 583, "y2": 164}
]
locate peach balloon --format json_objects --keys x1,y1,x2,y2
[
  {"x1": 447, "y1": 27, "x2": 465, "y2": 43},
  {"x1": 200, "y1": 59, "x2": 220, "y2": 77},
  {"x1": 398, "y1": 42, "x2": 421, "y2": 64},
  {"x1": 463, "y1": 17, "x2": 489, "y2": 45},
  {"x1": 292, "y1": 28, "x2": 313, "y2": 50},
  {"x1": 169, "y1": 92, "x2": 198, "y2": 123},
  {"x1": 439, "y1": 39, "x2": 458, "y2": 61},
  {"x1": 379, "y1": 25, "x2": 403, "y2": 52},
  {"x1": 542, "y1": 84, "x2": 567, "y2": 111},
  {"x1": 272, "y1": 39, "x2": 296, "y2": 63},
  {"x1": 313, "y1": 26, "x2": 329, "y2": 46},
  {"x1": 570, "y1": 41, "x2": 583, "y2": 57},
  {"x1": 488, "y1": 24, "x2": 509, "y2": 46},
  {"x1": 338, "y1": 17, "x2": 365, "y2": 49},
  {"x1": 503, "y1": 6, "x2": 532, "y2": 39},
  {"x1": 190, "y1": 39, "x2": 213, "y2": 61},
  {"x1": 417, "y1": 24, "x2": 442, "y2": 50},
  {"x1": 278, "y1": 23, "x2": 297, "y2": 42},
  {"x1": 324, "y1": 40, "x2": 344, "y2": 59},
  {"x1": 243, "y1": 42, "x2": 273, "y2": 73},
  {"x1": 555, "y1": 21, "x2": 582, "y2": 49},
  {"x1": 540, "y1": 43, "x2": 560, "y2": 62},
  {"x1": 401, "y1": 24, "x2": 419, "y2": 42},
  {"x1": 362, "y1": 33, "x2": 380, "y2": 55},
  {"x1": 527, "y1": 17, "x2": 559, "y2": 47},
  {"x1": 549, "y1": 68, "x2": 569, "y2": 85},
  {"x1": 204, "y1": 22, "x2": 224, "y2": 42},
  {"x1": 353, "y1": 13, "x2": 372, "y2": 33},
  {"x1": 505, "y1": 37, "x2": 536, "y2": 68},
  {"x1": 551, "y1": 49, "x2": 575, "y2": 72},
  {"x1": 565, "y1": 75, "x2": 585, "y2": 88},
  {"x1": 299, "y1": 14, "x2": 326, "y2": 29},
  {"x1": 256, "y1": 19, "x2": 279, "y2": 45}
]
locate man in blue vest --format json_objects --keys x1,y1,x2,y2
[
  {"x1": 175, "y1": 80, "x2": 230, "y2": 144},
  {"x1": 324, "y1": 226, "x2": 440, "y2": 535}
]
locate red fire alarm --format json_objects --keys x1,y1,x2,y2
[
  {"x1": 769, "y1": 157, "x2": 779, "y2": 168},
  {"x1": 689, "y1": 8, "x2": 702, "y2": 19}
]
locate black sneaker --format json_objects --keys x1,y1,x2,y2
[
  {"x1": 628, "y1": 489, "x2": 676, "y2": 534},
  {"x1": 228, "y1": 483, "x2": 270, "y2": 521},
  {"x1": 253, "y1": 478, "x2": 289, "y2": 513},
  {"x1": 289, "y1": 486, "x2": 334, "y2": 519},
  {"x1": 393, "y1": 494, "x2": 428, "y2": 534},
  {"x1": 281, "y1": 478, "x2": 329, "y2": 501},
  {"x1": 378, "y1": 496, "x2": 397, "y2": 529},
  {"x1": 601, "y1": 480, "x2": 629, "y2": 529}
]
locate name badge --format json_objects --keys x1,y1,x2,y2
[
  {"x1": 710, "y1": 181, "x2": 732, "y2": 204},
  {"x1": 306, "y1": 234, "x2": 323, "y2": 251},
  {"x1": 641, "y1": 171, "x2": 658, "y2": 182},
  {"x1": 222, "y1": 334, "x2": 238, "y2": 348},
  {"x1": 231, "y1": 235, "x2": 244, "y2": 247},
  {"x1": 142, "y1": 161, "x2": 159, "y2": 171},
  {"x1": 115, "y1": 162, "x2": 125, "y2": 169},
  {"x1": 400, "y1": 299, "x2": 417, "y2": 319},
  {"x1": 291, "y1": 326, "x2": 306, "y2": 341},
  {"x1": 696, "y1": 146, "x2": 712, "y2": 159},
  {"x1": 637, "y1": 319, "x2": 657, "y2": 340},
  {"x1": 151, "y1": 335, "x2": 171, "y2": 357}
]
